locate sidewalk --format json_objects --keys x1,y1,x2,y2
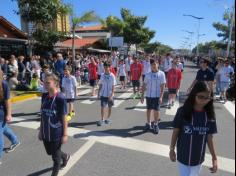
[{"x1": 10, "y1": 91, "x2": 42, "y2": 103}]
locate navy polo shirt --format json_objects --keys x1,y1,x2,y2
[
  {"x1": 173, "y1": 107, "x2": 217, "y2": 166},
  {"x1": 0, "y1": 81, "x2": 10, "y2": 122},
  {"x1": 41, "y1": 92, "x2": 67, "y2": 142},
  {"x1": 196, "y1": 68, "x2": 214, "y2": 82}
]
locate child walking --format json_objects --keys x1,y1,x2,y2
[
  {"x1": 169, "y1": 81, "x2": 218, "y2": 176},
  {"x1": 118, "y1": 59, "x2": 126, "y2": 89},
  {"x1": 61, "y1": 66, "x2": 77, "y2": 121},
  {"x1": 39, "y1": 73, "x2": 70, "y2": 176}
]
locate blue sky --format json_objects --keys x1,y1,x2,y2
[{"x1": 0, "y1": 0, "x2": 234, "y2": 49}]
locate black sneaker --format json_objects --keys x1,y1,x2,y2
[
  {"x1": 5, "y1": 142, "x2": 20, "y2": 153},
  {"x1": 153, "y1": 123, "x2": 160, "y2": 135},
  {"x1": 144, "y1": 123, "x2": 153, "y2": 132},
  {"x1": 61, "y1": 154, "x2": 70, "y2": 169}
]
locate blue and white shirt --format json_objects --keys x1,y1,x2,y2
[
  {"x1": 144, "y1": 71, "x2": 166, "y2": 98},
  {"x1": 163, "y1": 57, "x2": 173, "y2": 72},
  {"x1": 62, "y1": 75, "x2": 77, "y2": 99},
  {"x1": 220, "y1": 66, "x2": 234, "y2": 83},
  {"x1": 142, "y1": 60, "x2": 151, "y2": 75},
  {"x1": 97, "y1": 63, "x2": 105, "y2": 75},
  {"x1": 118, "y1": 64, "x2": 126, "y2": 77},
  {"x1": 173, "y1": 107, "x2": 217, "y2": 166},
  {"x1": 99, "y1": 73, "x2": 116, "y2": 97},
  {"x1": 41, "y1": 93, "x2": 67, "y2": 142}
]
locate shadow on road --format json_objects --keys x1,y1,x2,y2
[{"x1": 27, "y1": 167, "x2": 52, "y2": 176}]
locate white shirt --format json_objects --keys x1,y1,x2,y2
[
  {"x1": 142, "y1": 60, "x2": 151, "y2": 75},
  {"x1": 144, "y1": 71, "x2": 166, "y2": 98},
  {"x1": 163, "y1": 58, "x2": 173, "y2": 72},
  {"x1": 177, "y1": 63, "x2": 184, "y2": 71},
  {"x1": 118, "y1": 64, "x2": 126, "y2": 76},
  {"x1": 125, "y1": 58, "x2": 133, "y2": 72},
  {"x1": 62, "y1": 75, "x2": 77, "y2": 99},
  {"x1": 112, "y1": 56, "x2": 118, "y2": 68},
  {"x1": 97, "y1": 63, "x2": 104, "y2": 75},
  {"x1": 99, "y1": 73, "x2": 116, "y2": 97},
  {"x1": 220, "y1": 66, "x2": 234, "y2": 82}
]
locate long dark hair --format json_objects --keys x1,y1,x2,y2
[{"x1": 183, "y1": 81, "x2": 215, "y2": 122}]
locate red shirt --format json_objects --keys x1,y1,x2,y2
[
  {"x1": 130, "y1": 62, "x2": 143, "y2": 81},
  {"x1": 167, "y1": 68, "x2": 182, "y2": 89},
  {"x1": 88, "y1": 63, "x2": 97, "y2": 80},
  {"x1": 110, "y1": 66, "x2": 116, "y2": 76}
]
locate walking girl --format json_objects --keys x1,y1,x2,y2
[
  {"x1": 169, "y1": 81, "x2": 218, "y2": 176},
  {"x1": 38, "y1": 73, "x2": 70, "y2": 176}
]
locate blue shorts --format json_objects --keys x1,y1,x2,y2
[
  {"x1": 90, "y1": 80, "x2": 96, "y2": 87},
  {"x1": 220, "y1": 82, "x2": 230, "y2": 92},
  {"x1": 146, "y1": 97, "x2": 160, "y2": 111},
  {"x1": 66, "y1": 99, "x2": 75, "y2": 103},
  {"x1": 101, "y1": 96, "x2": 114, "y2": 108}
]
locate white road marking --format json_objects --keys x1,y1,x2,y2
[
  {"x1": 113, "y1": 88, "x2": 133, "y2": 107},
  {"x1": 11, "y1": 118, "x2": 235, "y2": 173},
  {"x1": 165, "y1": 97, "x2": 180, "y2": 116},
  {"x1": 78, "y1": 89, "x2": 91, "y2": 96},
  {"x1": 59, "y1": 140, "x2": 96, "y2": 176},
  {"x1": 81, "y1": 98, "x2": 97, "y2": 104},
  {"x1": 133, "y1": 99, "x2": 146, "y2": 112},
  {"x1": 223, "y1": 101, "x2": 235, "y2": 118}
]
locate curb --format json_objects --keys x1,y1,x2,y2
[{"x1": 11, "y1": 93, "x2": 42, "y2": 104}]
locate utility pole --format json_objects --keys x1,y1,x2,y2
[{"x1": 226, "y1": 3, "x2": 235, "y2": 57}]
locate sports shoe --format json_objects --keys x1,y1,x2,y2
[
  {"x1": 97, "y1": 120, "x2": 105, "y2": 126},
  {"x1": 105, "y1": 119, "x2": 112, "y2": 124},
  {"x1": 153, "y1": 123, "x2": 160, "y2": 135},
  {"x1": 61, "y1": 154, "x2": 70, "y2": 169},
  {"x1": 144, "y1": 123, "x2": 153, "y2": 131},
  {"x1": 65, "y1": 114, "x2": 72, "y2": 122},
  {"x1": 5, "y1": 142, "x2": 20, "y2": 153}
]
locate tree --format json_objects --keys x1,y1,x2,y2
[
  {"x1": 213, "y1": 7, "x2": 235, "y2": 55},
  {"x1": 15, "y1": 0, "x2": 71, "y2": 55},
  {"x1": 140, "y1": 42, "x2": 173, "y2": 55},
  {"x1": 121, "y1": 8, "x2": 155, "y2": 50},
  {"x1": 71, "y1": 11, "x2": 100, "y2": 66}
]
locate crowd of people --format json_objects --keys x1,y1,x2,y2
[{"x1": 0, "y1": 51, "x2": 235, "y2": 176}]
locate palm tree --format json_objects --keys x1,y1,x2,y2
[{"x1": 71, "y1": 11, "x2": 100, "y2": 65}]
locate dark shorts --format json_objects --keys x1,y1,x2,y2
[
  {"x1": 101, "y1": 96, "x2": 114, "y2": 108},
  {"x1": 90, "y1": 79, "x2": 96, "y2": 87},
  {"x1": 168, "y1": 89, "x2": 177, "y2": 94},
  {"x1": 146, "y1": 97, "x2": 160, "y2": 111},
  {"x1": 128, "y1": 71, "x2": 131, "y2": 76},
  {"x1": 142, "y1": 75, "x2": 145, "y2": 82},
  {"x1": 66, "y1": 99, "x2": 75, "y2": 103},
  {"x1": 120, "y1": 76, "x2": 125, "y2": 82},
  {"x1": 97, "y1": 75, "x2": 101, "y2": 80},
  {"x1": 132, "y1": 80, "x2": 140, "y2": 87}
]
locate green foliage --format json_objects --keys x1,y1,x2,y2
[
  {"x1": 32, "y1": 29, "x2": 66, "y2": 52},
  {"x1": 140, "y1": 42, "x2": 173, "y2": 54},
  {"x1": 192, "y1": 40, "x2": 227, "y2": 54},
  {"x1": 17, "y1": 0, "x2": 70, "y2": 25},
  {"x1": 105, "y1": 16, "x2": 124, "y2": 36},
  {"x1": 213, "y1": 10, "x2": 235, "y2": 42}
]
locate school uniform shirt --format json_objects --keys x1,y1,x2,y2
[
  {"x1": 220, "y1": 66, "x2": 234, "y2": 83},
  {"x1": 0, "y1": 81, "x2": 10, "y2": 123},
  {"x1": 99, "y1": 73, "x2": 116, "y2": 97},
  {"x1": 167, "y1": 68, "x2": 182, "y2": 89},
  {"x1": 163, "y1": 58, "x2": 173, "y2": 72},
  {"x1": 97, "y1": 63, "x2": 105, "y2": 75},
  {"x1": 112, "y1": 57, "x2": 118, "y2": 68},
  {"x1": 177, "y1": 63, "x2": 184, "y2": 71},
  {"x1": 125, "y1": 58, "x2": 133, "y2": 72},
  {"x1": 130, "y1": 62, "x2": 143, "y2": 81},
  {"x1": 196, "y1": 68, "x2": 214, "y2": 82},
  {"x1": 41, "y1": 92, "x2": 67, "y2": 142},
  {"x1": 144, "y1": 71, "x2": 166, "y2": 98},
  {"x1": 173, "y1": 107, "x2": 217, "y2": 166},
  {"x1": 62, "y1": 75, "x2": 77, "y2": 99},
  {"x1": 142, "y1": 60, "x2": 151, "y2": 75},
  {"x1": 88, "y1": 63, "x2": 97, "y2": 80},
  {"x1": 118, "y1": 64, "x2": 126, "y2": 77}
]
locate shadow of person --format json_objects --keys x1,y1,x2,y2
[{"x1": 27, "y1": 167, "x2": 52, "y2": 176}]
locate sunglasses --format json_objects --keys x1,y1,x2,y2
[{"x1": 196, "y1": 95, "x2": 213, "y2": 100}]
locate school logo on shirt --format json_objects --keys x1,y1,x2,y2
[{"x1": 184, "y1": 126, "x2": 193, "y2": 134}]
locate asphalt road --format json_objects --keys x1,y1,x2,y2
[{"x1": 1, "y1": 61, "x2": 235, "y2": 176}]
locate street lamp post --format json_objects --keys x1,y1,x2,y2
[
  {"x1": 183, "y1": 14, "x2": 204, "y2": 57},
  {"x1": 182, "y1": 30, "x2": 194, "y2": 55}
]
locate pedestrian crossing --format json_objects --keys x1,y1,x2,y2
[{"x1": 76, "y1": 85, "x2": 180, "y2": 115}]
